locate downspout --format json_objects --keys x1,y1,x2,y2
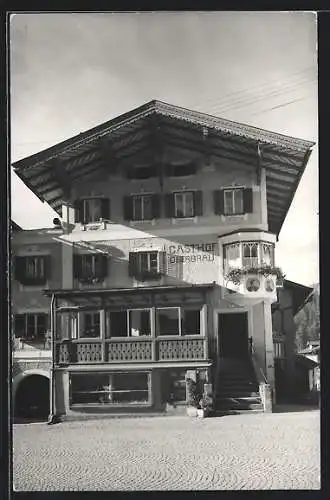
[{"x1": 47, "y1": 293, "x2": 59, "y2": 424}]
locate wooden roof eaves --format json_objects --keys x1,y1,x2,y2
[{"x1": 12, "y1": 100, "x2": 315, "y2": 173}]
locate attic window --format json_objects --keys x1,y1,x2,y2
[
  {"x1": 165, "y1": 162, "x2": 197, "y2": 177},
  {"x1": 127, "y1": 165, "x2": 157, "y2": 179}
]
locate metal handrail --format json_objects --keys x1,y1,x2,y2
[{"x1": 250, "y1": 342, "x2": 268, "y2": 384}]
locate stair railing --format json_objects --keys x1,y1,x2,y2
[{"x1": 249, "y1": 339, "x2": 272, "y2": 412}]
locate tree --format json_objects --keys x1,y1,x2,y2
[{"x1": 294, "y1": 284, "x2": 320, "y2": 351}]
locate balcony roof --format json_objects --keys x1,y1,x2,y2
[{"x1": 13, "y1": 100, "x2": 315, "y2": 235}]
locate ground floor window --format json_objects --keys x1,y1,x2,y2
[
  {"x1": 70, "y1": 372, "x2": 151, "y2": 405},
  {"x1": 156, "y1": 307, "x2": 201, "y2": 336}
]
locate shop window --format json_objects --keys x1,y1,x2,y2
[{"x1": 70, "y1": 372, "x2": 150, "y2": 405}]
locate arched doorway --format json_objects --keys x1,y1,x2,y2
[{"x1": 15, "y1": 374, "x2": 50, "y2": 420}]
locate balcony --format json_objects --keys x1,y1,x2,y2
[{"x1": 56, "y1": 337, "x2": 207, "y2": 365}]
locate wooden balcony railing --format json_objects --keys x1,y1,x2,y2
[{"x1": 56, "y1": 337, "x2": 207, "y2": 364}]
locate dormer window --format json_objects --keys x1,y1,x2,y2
[
  {"x1": 74, "y1": 198, "x2": 110, "y2": 224},
  {"x1": 127, "y1": 165, "x2": 157, "y2": 180}
]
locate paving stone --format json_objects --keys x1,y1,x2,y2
[{"x1": 13, "y1": 410, "x2": 320, "y2": 491}]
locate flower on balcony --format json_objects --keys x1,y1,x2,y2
[{"x1": 225, "y1": 265, "x2": 285, "y2": 286}]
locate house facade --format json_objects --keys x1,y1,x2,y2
[{"x1": 12, "y1": 101, "x2": 314, "y2": 419}]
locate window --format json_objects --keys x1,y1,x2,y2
[
  {"x1": 80, "y1": 312, "x2": 101, "y2": 338},
  {"x1": 214, "y1": 188, "x2": 253, "y2": 215},
  {"x1": 174, "y1": 192, "x2": 194, "y2": 218},
  {"x1": 132, "y1": 195, "x2": 153, "y2": 221},
  {"x1": 70, "y1": 372, "x2": 150, "y2": 405},
  {"x1": 74, "y1": 198, "x2": 110, "y2": 223},
  {"x1": 224, "y1": 243, "x2": 241, "y2": 271},
  {"x1": 156, "y1": 307, "x2": 180, "y2": 336},
  {"x1": 224, "y1": 188, "x2": 244, "y2": 215},
  {"x1": 129, "y1": 251, "x2": 163, "y2": 280},
  {"x1": 74, "y1": 254, "x2": 108, "y2": 283},
  {"x1": 14, "y1": 255, "x2": 49, "y2": 286},
  {"x1": 274, "y1": 342, "x2": 285, "y2": 358},
  {"x1": 242, "y1": 243, "x2": 259, "y2": 268},
  {"x1": 156, "y1": 307, "x2": 201, "y2": 336},
  {"x1": 14, "y1": 313, "x2": 48, "y2": 340},
  {"x1": 165, "y1": 162, "x2": 197, "y2": 177},
  {"x1": 128, "y1": 309, "x2": 151, "y2": 336},
  {"x1": 262, "y1": 244, "x2": 274, "y2": 266},
  {"x1": 127, "y1": 165, "x2": 157, "y2": 179},
  {"x1": 108, "y1": 311, "x2": 127, "y2": 338}
]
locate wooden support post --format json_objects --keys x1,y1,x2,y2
[
  {"x1": 100, "y1": 305, "x2": 106, "y2": 363},
  {"x1": 151, "y1": 305, "x2": 157, "y2": 362}
]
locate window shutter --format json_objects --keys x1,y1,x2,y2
[
  {"x1": 123, "y1": 196, "x2": 133, "y2": 220},
  {"x1": 74, "y1": 200, "x2": 83, "y2": 223},
  {"x1": 44, "y1": 255, "x2": 52, "y2": 280},
  {"x1": 213, "y1": 190, "x2": 224, "y2": 215},
  {"x1": 243, "y1": 188, "x2": 253, "y2": 213},
  {"x1": 101, "y1": 254, "x2": 109, "y2": 277},
  {"x1": 14, "y1": 256, "x2": 25, "y2": 281},
  {"x1": 101, "y1": 199, "x2": 111, "y2": 220},
  {"x1": 158, "y1": 251, "x2": 166, "y2": 276},
  {"x1": 151, "y1": 194, "x2": 161, "y2": 219},
  {"x1": 73, "y1": 254, "x2": 81, "y2": 279},
  {"x1": 164, "y1": 193, "x2": 175, "y2": 218},
  {"x1": 128, "y1": 252, "x2": 138, "y2": 277},
  {"x1": 194, "y1": 191, "x2": 203, "y2": 216}
]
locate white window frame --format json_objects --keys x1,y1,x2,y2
[
  {"x1": 223, "y1": 188, "x2": 244, "y2": 215},
  {"x1": 156, "y1": 306, "x2": 182, "y2": 336},
  {"x1": 274, "y1": 341, "x2": 285, "y2": 359},
  {"x1": 242, "y1": 242, "x2": 259, "y2": 268},
  {"x1": 79, "y1": 311, "x2": 101, "y2": 339},
  {"x1": 135, "y1": 251, "x2": 160, "y2": 274},
  {"x1": 127, "y1": 308, "x2": 152, "y2": 337},
  {"x1": 174, "y1": 191, "x2": 195, "y2": 218},
  {"x1": 132, "y1": 194, "x2": 153, "y2": 221}
]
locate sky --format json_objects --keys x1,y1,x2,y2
[{"x1": 10, "y1": 11, "x2": 318, "y2": 286}]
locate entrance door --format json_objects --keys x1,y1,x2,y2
[
  {"x1": 218, "y1": 312, "x2": 249, "y2": 359},
  {"x1": 15, "y1": 375, "x2": 50, "y2": 420}
]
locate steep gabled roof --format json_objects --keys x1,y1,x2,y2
[{"x1": 13, "y1": 100, "x2": 315, "y2": 235}]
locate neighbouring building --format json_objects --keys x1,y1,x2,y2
[
  {"x1": 11, "y1": 100, "x2": 315, "y2": 420},
  {"x1": 271, "y1": 280, "x2": 313, "y2": 403}
]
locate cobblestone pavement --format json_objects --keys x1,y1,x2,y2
[{"x1": 13, "y1": 410, "x2": 320, "y2": 491}]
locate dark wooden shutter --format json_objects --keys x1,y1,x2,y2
[
  {"x1": 151, "y1": 194, "x2": 161, "y2": 219},
  {"x1": 213, "y1": 190, "x2": 224, "y2": 215},
  {"x1": 44, "y1": 255, "x2": 51, "y2": 280},
  {"x1": 164, "y1": 193, "x2": 175, "y2": 218},
  {"x1": 14, "y1": 257, "x2": 25, "y2": 281},
  {"x1": 243, "y1": 188, "x2": 253, "y2": 213},
  {"x1": 194, "y1": 191, "x2": 203, "y2": 216},
  {"x1": 158, "y1": 251, "x2": 166, "y2": 276},
  {"x1": 128, "y1": 252, "x2": 138, "y2": 277},
  {"x1": 101, "y1": 199, "x2": 111, "y2": 220},
  {"x1": 101, "y1": 255, "x2": 109, "y2": 277},
  {"x1": 74, "y1": 200, "x2": 83, "y2": 223},
  {"x1": 73, "y1": 254, "x2": 81, "y2": 279},
  {"x1": 14, "y1": 314, "x2": 25, "y2": 338},
  {"x1": 123, "y1": 196, "x2": 133, "y2": 221}
]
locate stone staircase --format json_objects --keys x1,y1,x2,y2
[{"x1": 215, "y1": 358, "x2": 264, "y2": 414}]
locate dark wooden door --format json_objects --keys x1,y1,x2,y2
[{"x1": 218, "y1": 313, "x2": 249, "y2": 359}]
